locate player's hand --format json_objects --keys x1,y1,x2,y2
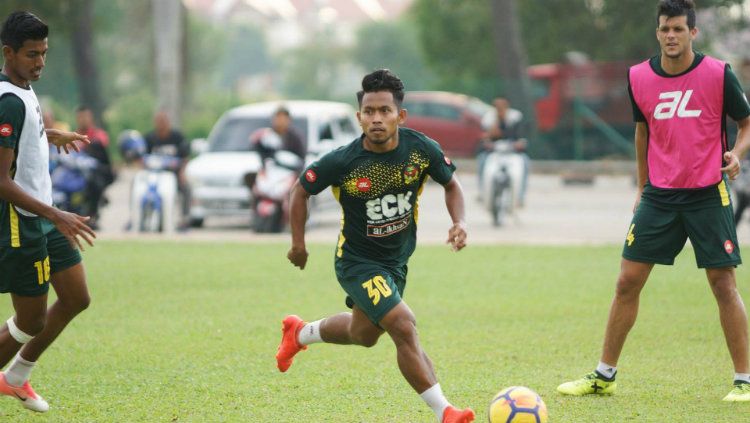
[
  {"x1": 51, "y1": 209, "x2": 96, "y2": 251},
  {"x1": 287, "y1": 245, "x2": 309, "y2": 270},
  {"x1": 446, "y1": 221, "x2": 467, "y2": 252},
  {"x1": 46, "y1": 129, "x2": 90, "y2": 154},
  {"x1": 721, "y1": 151, "x2": 741, "y2": 180}
]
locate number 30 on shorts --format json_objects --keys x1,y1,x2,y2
[
  {"x1": 34, "y1": 256, "x2": 50, "y2": 285},
  {"x1": 362, "y1": 275, "x2": 392, "y2": 306}
]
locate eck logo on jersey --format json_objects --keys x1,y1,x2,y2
[
  {"x1": 365, "y1": 191, "x2": 413, "y2": 237},
  {"x1": 653, "y1": 89, "x2": 702, "y2": 120}
]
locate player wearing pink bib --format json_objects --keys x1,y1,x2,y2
[{"x1": 558, "y1": 0, "x2": 750, "y2": 401}]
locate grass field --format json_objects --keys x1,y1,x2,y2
[{"x1": 0, "y1": 240, "x2": 748, "y2": 422}]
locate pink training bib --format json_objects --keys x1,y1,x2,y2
[{"x1": 629, "y1": 56, "x2": 726, "y2": 189}]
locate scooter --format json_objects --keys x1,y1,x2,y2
[
  {"x1": 251, "y1": 150, "x2": 303, "y2": 233},
  {"x1": 481, "y1": 140, "x2": 526, "y2": 226},
  {"x1": 130, "y1": 154, "x2": 180, "y2": 233}
]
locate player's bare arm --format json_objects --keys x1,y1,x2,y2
[
  {"x1": 633, "y1": 122, "x2": 648, "y2": 212},
  {"x1": 287, "y1": 179, "x2": 310, "y2": 269},
  {"x1": 443, "y1": 175, "x2": 467, "y2": 251},
  {"x1": 722, "y1": 116, "x2": 750, "y2": 180},
  {"x1": 0, "y1": 147, "x2": 95, "y2": 250},
  {"x1": 45, "y1": 128, "x2": 89, "y2": 154}
]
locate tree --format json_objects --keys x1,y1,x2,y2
[{"x1": 489, "y1": 0, "x2": 532, "y2": 117}]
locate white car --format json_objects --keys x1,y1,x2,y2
[{"x1": 185, "y1": 100, "x2": 360, "y2": 227}]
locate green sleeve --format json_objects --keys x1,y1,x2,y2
[
  {"x1": 424, "y1": 137, "x2": 456, "y2": 185},
  {"x1": 725, "y1": 64, "x2": 750, "y2": 121},
  {"x1": 628, "y1": 70, "x2": 646, "y2": 122},
  {"x1": 0, "y1": 93, "x2": 25, "y2": 150},
  {"x1": 299, "y1": 148, "x2": 342, "y2": 195}
]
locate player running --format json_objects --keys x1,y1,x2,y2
[
  {"x1": 0, "y1": 11, "x2": 95, "y2": 412},
  {"x1": 558, "y1": 0, "x2": 750, "y2": 401},
  {"x1": 276, "y1": 69, "x2": 475, "y2": 423}
]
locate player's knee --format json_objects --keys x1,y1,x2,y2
[
  {"x1": 61, "y1": 291, "x2": 91, "y2": 314},
  {"x1": 614, "y1": 275, "x2": 643, "y2": 299},
  {"x1": 8, "y1": 315, "x2": 45, "y2": 340},
  {"x1": 386, "y1": 317, "x2": 418, "y2": 344},
  {"x1": 350, "y1": 328, "x2": 381, "y2": 347}
]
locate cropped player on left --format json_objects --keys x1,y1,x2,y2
[{"x1": 0, "y1": 11, "x2": 96, "y2": 413}]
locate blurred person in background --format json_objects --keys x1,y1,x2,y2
[
  {"x1": 477, "y1": 97, "x2": 529, "y2": 206},
  {"x1": 74, "y1": 105, "x2": 114, "y2": 229},
  {"x1": 144, "y1": 110, "x2": 190, "y2": 229},
  {"x1": 253, "y1": 106, "x2": 306, "y2": 161}
]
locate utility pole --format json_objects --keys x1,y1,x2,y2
[{"x1": 152, "y1": 0, "x2": 184, "y2": 126}]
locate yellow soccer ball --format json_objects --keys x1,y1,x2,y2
[{"x1": 488, "y1": 386, "x2": 548, "y2": 423}]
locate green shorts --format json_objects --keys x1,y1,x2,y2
[
  {"x1": 622, "y1": 201, "x2": 741, "y2": 268},
  {"x1": 335, "y1": 260, "x2": 407, "y2": 325},
  {"x1": 0, "y1": 228, "x2": 82, "y2": 297}
]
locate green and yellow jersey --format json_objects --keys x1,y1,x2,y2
[{"x1": 300, "y1": 127, "x2": 455, "y2": 267}]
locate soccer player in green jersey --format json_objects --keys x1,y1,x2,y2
[
  {"x1": 0, "y1": 11, "x2": 95, "y2": 412},
  {"x1": 558, "y1": 0, "x2": 750, "y2": 401},
  {"x1": 276, "y1": 69, "x2": 475, "y2": 423}
]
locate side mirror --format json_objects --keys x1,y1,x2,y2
[{"x1": 191, "y1": 138, "x2": 209, "y2": 155}]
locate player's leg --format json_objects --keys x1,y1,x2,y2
[
  {"x1": 275, "y1": 305, "x2": 384, "y2": 372},
  {"x1": 705, "y1": 267, "x2": 749, "y2": 371},
  {"x1": 17, "y1": 262, "x2": 89, "y2": 362},
  {"x1": 0, "y1": 293, "x2": 49, "y2": 412},
  {"x1": 380, "y1": 302, "x2": 473, "y2": 423},
  {"x1": 559, "y1": 202, "x2": 682, "y2": 396},
  {"x1": 600, "y1": 258, "x2": 654, "y2": 367}
]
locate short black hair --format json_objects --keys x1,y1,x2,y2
[
  {"x1": 657, "y1": 0, "x2": 696, "y2": 29},
  {"x1": 76, "y1": 105, "x2": 92, "y2": 113},
  {"x1": 1, "y1": 11, "x2": 48, "y2": 52},
  {"x1": 356, "y1": 69, "x2": 405, "y2": 108},
  {"x1": 273, "y1": 106, "x2": 290, "y2": 117}
]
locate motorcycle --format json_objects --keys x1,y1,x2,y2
[
  {"x1": 250, "y1": 149, "x2": 303, "y2": 233},
  {"x1": 481, "y1": 140, "x2": 527, "y2": 227},
  {"x1": 130, "y1": 154, "x2": 180, "y2": 233},
  {"x1": 51, "y1": 151, "x2": 99, "y2": 215}
]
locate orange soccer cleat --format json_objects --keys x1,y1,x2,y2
[
  {"x1": 275, "y1": 315, "x2": 307, "y2": 372},
  {"x1": 442, "y1": 405, "x2": 475, "y2": 423},
  {"x1": 0, "y1": 372, "x2": 49, "y2": 412}
]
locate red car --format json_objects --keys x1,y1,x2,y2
[{"x1": 401, "y1": 91, "x2": 493, "y2": 157}]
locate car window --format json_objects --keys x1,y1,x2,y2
[
  {"x1": 402, "y1": 100, "x2": 461, "y2": 121},
  {"x1": 337, "y1": 116, "x2": 357, "y2": 136},
  {"x1": 209, "y1": 116, "x2": 308, "y2": 152},
  {"x1": 319, "y1": 122, "x2": 333, "y2": 141}
]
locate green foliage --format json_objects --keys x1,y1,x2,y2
[
  {"x1": 412, "y1": 0, "x2": 745, "y2": 97},
  {"x1": 0, "y1": 241, "x2": 746, "y2": 421},
  {"x1": 352, "y1": 19, "x2": 436, "y2": 90},
  {"x1": 278, "y1": 31, "x2": 354, "y2": 102}
]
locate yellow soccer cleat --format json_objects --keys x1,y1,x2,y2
[
  {"x1": 557, "y1": 372, "x2": 616, "y2": 396},
  {"x1": 722, "y1": 383, "x2": 750, "y2": 402}
]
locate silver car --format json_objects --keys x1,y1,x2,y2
[{"x1": 185, "y1": 100, "x2": 360, "y2": 227}]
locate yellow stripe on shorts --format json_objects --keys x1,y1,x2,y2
[
  {"x1": 9, "y1": 203, "x2": 20, "y2": 247},
  {"x1": 718, "y1": 180, "x2": 730, "y2": 207}
]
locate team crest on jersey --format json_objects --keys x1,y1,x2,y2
[
  {"x1": 725, "y1": 240, "x2": 735, "y2": 254},
  {"x1": 305, "y1": 169, "x2": 317, "y2": 183},
  {"x1": 403, "y1": 164, "x2": 420, "y2": 185},
  {"x1": 357, "y1": 177, "x2": 371, "y2": 192},
  {"x1": 0, "y1": 124, "x2": 12, "y2": 137}
]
